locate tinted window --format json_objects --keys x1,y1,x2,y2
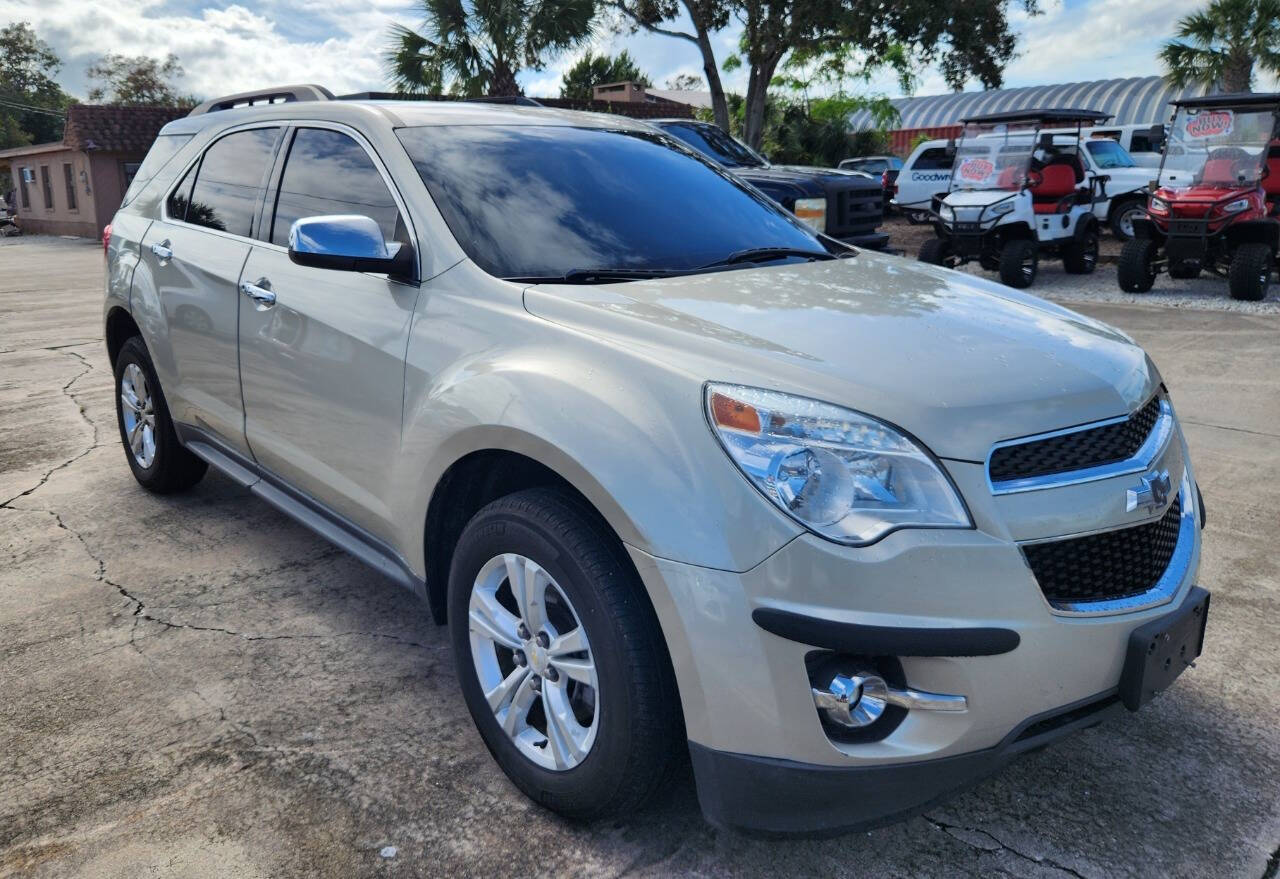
[
  {"x1": 187, "y1": 127, "x2": 280, "y2": 236},
  {"x1": 167, "y1": 163, "x2": 196, "y2": 222},
  {"x1": 858, "y1": 159, "x2": 888, "y2": 172},
  {"x1": 121, "y1": 134, "x2": 192, "y2": 206},
  {"x1": 271, "y1": 128, "x2": 402, "y2": 245},
  {"x1": 912, "y1": 148, "x2": 953, "y2": 171},
  {"x1": 397, "y1": 125, "x2": 824, "y2": 279},
  {"x1": 658, "y1": 122, "x2": 765, "y2": 168}
]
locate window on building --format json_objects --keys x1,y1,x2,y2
[
  {"x1": 18, "y1": 169, "x2": 31, "y2": 208},
  {"x1": 186, "y1": 127, "x2": 282, "y2": 236},
  {"x1": 40, "y1": 165, "x2": 54, "y2": 209},
  {"x1": 63, "y1": 163, "x2": 78, "y2": 211},
  {"x1": 270, "y1": 128, "x2": 403, "y2": 245}
]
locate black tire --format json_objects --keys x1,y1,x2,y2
[
  {"x1": 1062, "y1": 223, "x2": 1100, "y2": 274},
  {"x1": 113, "y1": 335, "x2": 207, "y2": 493},
  {"x1": 1228, "y1": 242, "x2": 1272, "y2": 301},
  {"x1": 998, "y1": 238, "x2": 1038, "y2": 288},
  {"x1": 1117, "y1": 238, "x2": 1158, "y2": 293},
  {"x1": 918, "y1": 236, "x2": 951, "y2": 266},
  {"x1": 448, "y1": 487, "x2": 681, "y2": 820},
  {"x1": 1109, "y1": 198, "x2": 1146, "y2": 240},
  {"x1": 906, "y1": 210, "x2": 931, "y2": 225},
  {"x1": 1168, "y1": 262, "x2": 1201, "y2": 280}
]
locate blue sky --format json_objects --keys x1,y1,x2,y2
[{"x1": 1, "y1": 0, "x2": 1263, "y2": 106}]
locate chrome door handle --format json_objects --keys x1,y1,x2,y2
[
  {"x1": 150, "y1": 240, "x2": 172, "y2": 262},
  {"x1": 239, "y1": 278, "x2": 276, "y2": 309}
]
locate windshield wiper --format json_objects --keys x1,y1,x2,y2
[
  {"x1": 700, "y1": 246, "x2": 837, "y2": 269},
  {"x1": 504, "y1": 267, "x2": 691, "y2": 285}
]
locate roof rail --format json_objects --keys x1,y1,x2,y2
[{"x1": 188, "y1": 84, "x2": 335, "y2": 117}]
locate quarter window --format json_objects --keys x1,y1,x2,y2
[
  {"x1": 185, "y1": 127, "x2": 281, "y2": 237},
  {"x1": 270, "y1": 128, "x2": 403, "y2": 245}
]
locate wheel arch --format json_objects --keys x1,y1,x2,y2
[
  {"x1": 1225, "y1": 219, "x2": 1280, "y2": 251},
  {"x1": 105, "y1": 306, "x2": 143, "y2": 366}
]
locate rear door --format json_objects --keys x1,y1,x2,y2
[
  {"x1": 138, "y1": 125, "x2": 283, "y2": 456},
  {"x1": 236, "y1": 124, "x2": 420, "y2": 540}
]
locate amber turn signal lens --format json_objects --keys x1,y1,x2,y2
[{"x1": 710, "y1": 392, "x2": 761, "y2": 433}]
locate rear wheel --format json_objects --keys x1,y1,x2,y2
[
  {"x1": 998, "y1": 238, "x2": 1038, "y2": 288},
  {"x1": 1109, "y1": 198, "x2": 1146, "y2": 240},
  {"x1": 448, "y1": 487, "x2": 681, "y2": 819},
  {"x1": 1117, "y1": 238, "x2": 1158, "y2": 293},
  {"x1": 113, "y1": 335, "x2": 207, "y2": 493},
  {"x1": 1228, "y1": 242, "x2": 1272, "y2": 301},
  {"x1": 1062, "y1": 224, "x2": 1099, "y2": 274},
  {"x1": 918, "y1": 236, "x2": 951, "y2": 266}
]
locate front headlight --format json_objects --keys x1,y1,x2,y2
[
  {"x1": 793, "y1": 197, "x2": 827, "y2": 232},
  {"x1": 990, "y1": 200, "x2": 1015, "y2": 216},
  {"x1": 938, "y1": 203, "x2": 955, "y2": 223},
  {"x1": 1149, "y1": 197, "x2": 1169, "y2": 215},
  {"x1": 1221, "y1": 198, "x2": 1250, "y2": 214},
  {"x1": 705, "y1": 384, "x2": 971, "y2": 545}
]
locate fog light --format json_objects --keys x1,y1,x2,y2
[{"x1": 812, "y1": 673, "x2": 968, "y2": 729}]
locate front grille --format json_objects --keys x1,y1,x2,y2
[
  {"x1": 830, "y1": 186, "x2": 884, "y2": 236},
  {"x1": 1023, "y1": 495, "x2": 1182, "y2": 607},
  {"x1": 990, "y1": 396, "x2": 1162, "y2": 483}
]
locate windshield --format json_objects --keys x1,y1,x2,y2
[
  {"x1": 1159, "y1": 106, "x2": 1277, "y2": 188},
  {"x1": 658, "y1": 122, "x2": 766, "y2": 168},
  {"x1": 1086, "y1": 139, "x2": 1137, "y2": 169},
  {"x1": 950, "y1": 123, "x2": 1036, "y2": 191},
  {"x1": 396, "y1": 125, "x2": 826, "y2": 279}
]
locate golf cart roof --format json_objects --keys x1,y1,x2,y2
[
  {"x1": 961, "y1": 108, "x2": 1112, "y2": 126},
  {"x1": 1172, "y1": 92, "x2": 1280, "y2": 110}
]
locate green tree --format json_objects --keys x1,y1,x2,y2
[
  {"x1": 1160, "y1": 0, "x2": 1280, "y2": 93},
  {"x1": 560, "y1": 50, "x2": 650, "y2": 100},
  {"x1": 86, "y1": 53, "x2": 193, "y2": 106},
  {"x1": 665, "y1": 72, "x2": 704, "y2": 90},
  {"x1": 0, "y1": 22, "x2": 71, "y2": 148},
  {"x1": 612, "y1": 0, "x2": 1034, "y2": 147},
  {"x1": 386, "y1": 0, "x2": 595, "y2": 97}
]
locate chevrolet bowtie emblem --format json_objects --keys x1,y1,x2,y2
[{"x1": 1127, "y1": 469, "x2": 1172, "y2": 514}]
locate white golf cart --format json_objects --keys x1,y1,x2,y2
[{"x1": 918, "y1": 108, "x2": 1112, "y2": 288}]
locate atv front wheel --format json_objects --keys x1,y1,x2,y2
[
  {"x1": 1229, "y1": 242, "x2": 1272, "y2": 301},
  {"x1": 999, "y1": 239, "x2": 1038, "y2": 288},
  {"x1": 1117, "y1": 238, "x2": 1157, "y2": 293},
  {"x1": 918, "y1": 237, "x2": 952, "y2": 266}
]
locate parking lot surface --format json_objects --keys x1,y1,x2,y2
[{"x1": 2, "y1": 236, "x2": 1278, "y2": 878}]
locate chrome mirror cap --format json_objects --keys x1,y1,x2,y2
[{"x1": 287, "y1": 214, "x2": 415, "y2": 279}]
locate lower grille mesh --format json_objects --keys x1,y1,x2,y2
[{"x1": 1023, "y1": 495, "x2": 1182, "y2": 607}]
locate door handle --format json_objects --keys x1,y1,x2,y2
[
  {"x1": 239, "y1": 277, "x2": 276, "y2": 310},
  {"x1": 150, "y1": 240, "x2": 172, "y2": 262}
]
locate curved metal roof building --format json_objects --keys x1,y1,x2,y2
[{"x1": 850, "y1": 76, "x2": 1208, "y2": 131}]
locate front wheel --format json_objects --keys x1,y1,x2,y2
[
  {"x1": 1228, "y1": 242, "x2": 1273, "y2": 301},
  {"x1": 448, "y1": 487, "x2": 681, "y2": 819},
  {"x1": 999, "y1": 238, "x2": 1038, "y2": 288},
  {"x1": 113, "y1": 335, "x2": 207, "y2": 493},
  {"x1": 918, "y1": 236, "x2": 951, "y2": 266},
  {"x1": 1062, "y1": 225, "x2": 1100, "y2": 274},
  {"x1": 1117, "y1": 238, "x2": 1158, "y2": 293}
]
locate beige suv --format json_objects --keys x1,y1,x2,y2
[{"x1": 103, "y1": 85, "x2": 1209, "y2": 835}]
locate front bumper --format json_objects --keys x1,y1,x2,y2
[{"x1": 626, "y1": 429, "x2": 1204, "y2": 834}]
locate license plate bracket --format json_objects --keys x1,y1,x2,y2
[{"x1": 1119, "y1": 587, "x2": 1209, "y2": 711}]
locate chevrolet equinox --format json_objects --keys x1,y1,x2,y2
[{"x1": 102, "y1": 85, "x2": 1209, "y2": 835}]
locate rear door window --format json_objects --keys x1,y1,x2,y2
[
  {"x1": 185, "y1": 127, "x2": 281, "y2": 237},
  {"x1": 269, "y1": 128, "x2": 403, "y2": 245}
]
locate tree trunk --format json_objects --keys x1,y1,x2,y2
[
  {"x1": 682, "y1": 1, "x2": 730, "y2": 131},
  {"x1": 489, "y1": 61, "x2": 521, "y2": 97},
  {"x1": 742, "y1": 54, "x2": 782, "y2": 150},
  {"x1": 1222, "y1": 51, "x2": 1253, "y2": 93}
]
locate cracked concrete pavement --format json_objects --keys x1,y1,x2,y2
[{"x1": 1, "y1": 236, "x2": 1278, "y2": 877}]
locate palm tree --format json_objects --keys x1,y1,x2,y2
[
  {"x1": 386, "y1": 0, "x2": 595, "y2": 97},
  {"x1": 1160, "y1": 0, "x2": 1280, "y2": 93}
]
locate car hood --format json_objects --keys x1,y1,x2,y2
[
  {"x1": 1099, "y1": 166, "x2": 1153, "y2": 195},
  {"x1": 736, "y1": 165, "x2": 879, "y2": 191},
  {"x1": 522, "y1": 252, "x2": 1157, "y2": 461}
]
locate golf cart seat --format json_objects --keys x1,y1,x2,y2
[
  {"x1": 1263, "y1": 144, "x2": 1280, "y2": 214},
  {"x1": 1030, "y1": 164, "x2": 1078, "y2": 213}
]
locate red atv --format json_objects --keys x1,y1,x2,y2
[{"x1": 1118, "y1": 93, "x2": 1280, "y2": 301}]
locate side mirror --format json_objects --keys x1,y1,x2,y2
[{"x1": 288, "y1": 215, "x2": 416, "y2": 280}]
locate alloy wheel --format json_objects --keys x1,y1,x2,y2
[
  {"x1": 120, "y1": 363, "x2": 157, "y2": 468},
  {"x1": 468, "y1": 553, "x2": 599, "y2": 771}
]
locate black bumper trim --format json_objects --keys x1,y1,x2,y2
[
  {"x1": 689, "y1": 689, "x2": 1123, "y2": 837},
  {"x1": 751, "y1": 607, "x2": 1020, "y2": 657}
]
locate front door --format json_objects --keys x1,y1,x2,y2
[
  {"x1": 138, "y1": 125, "x2": 282, "y2": 456},
  {"x1": 237, "y1": 126, "x2": 419, "y2": 540}
]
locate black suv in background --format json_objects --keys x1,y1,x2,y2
[{"x1": 653, "y1": 119, "x2": 889, "y2": 250}]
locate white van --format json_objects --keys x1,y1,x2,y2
[
  {"x1": 1042, "y1": 124, "x2": 1166, "y2": 168},
  {"x1": 894, "y1": 135, "x2": 1154, "y2": 238}
]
